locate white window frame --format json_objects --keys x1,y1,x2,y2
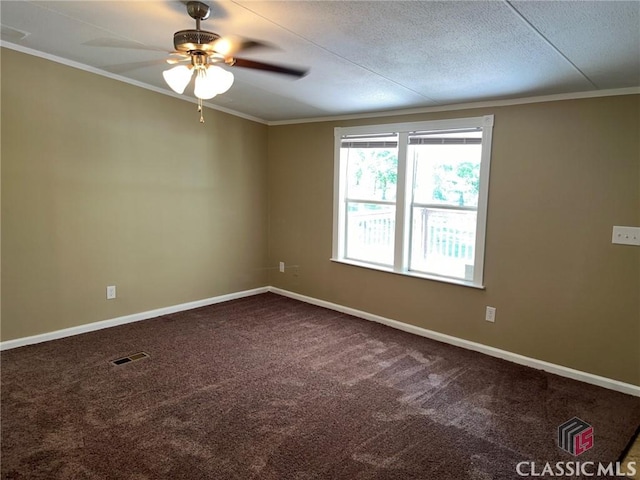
[{"x1": 332, "y1": 115, "x2": 494, "y2": 289}]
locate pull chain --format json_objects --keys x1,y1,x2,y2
[{"x1": 198, "y1": 98, "x2": 204, "y2": 124}]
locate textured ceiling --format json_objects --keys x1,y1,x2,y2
[{"x1": 1, "y1": 1, "x2": 639, "y2": 123}]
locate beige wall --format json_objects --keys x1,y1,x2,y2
[
  {"x1": 1, "y1": 48, "x2": 269, "y2": 341},
  {"x1": 267, "y1": 95, "x2": 640, "y2": 385},
  {"x1": 2, "y1": 47, "x2": 639, "y2": 386}
]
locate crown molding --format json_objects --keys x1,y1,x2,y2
[
  {"x1": 0, "y1": 41, "x2": 268, "y2": 125},
  {"x1": 266, "y1": 87, "x2": 640, "y2": 126},
  {"x1": 3, "y1": 41, "x2": 638, "y2": 128}
]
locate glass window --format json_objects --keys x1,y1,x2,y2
[
  {"x1": 333, "y1": 116, "x2": 493, "y2": 287},
  {"x1": 341, "y1": 134, "x2": 398, "y2": 266}
]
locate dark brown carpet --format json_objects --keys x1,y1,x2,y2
[{"x1": 1, "y1": 293, "x2": 639, "y2": 479}]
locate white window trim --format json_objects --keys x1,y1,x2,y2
[{"x1": 332, "y1": 115, "x2": 494, "y2": 289}]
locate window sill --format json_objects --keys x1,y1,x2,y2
[{"x1": 330, "y1": 258, "x2": 486, "y2": 290}]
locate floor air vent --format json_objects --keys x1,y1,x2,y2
[{"x1": 111, "y1": 352, "x2": 149, "y2": 366}]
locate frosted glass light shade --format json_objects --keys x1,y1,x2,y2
[
  {"x1": 162, "y1": 65, "x2": 193, "y2": 94},
  {"x1": 210, "y1": 66, "x2": 234, "y2": 94},
  {"x1": 194, "y1": 69, "x2": 217, "y2": 100},
  {"x1": 194, "y1": 66, "x2": 234, "y2": 100}
]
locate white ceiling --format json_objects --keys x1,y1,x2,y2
[{"x1": 1, "y1": 1, "x2": 639, "y2": 123}]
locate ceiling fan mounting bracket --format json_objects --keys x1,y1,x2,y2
[
  {"x1": 174, "y1": 2, "x2": 221, "y2": 56},
  {"x1": 186, "y1": 1, "x2": 211, "y2": 22}
]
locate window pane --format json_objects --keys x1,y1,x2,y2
[
  {"x1": 411, "y1": 131, "x2": 481, "y2": 207},
  {"x1": 346, "y1": 203, "x2": 395, "y2": 266},
  {"x1": 342, "y1": 135, "x2": 398, "y2": 201},
  {"x1": 410, "y1": 208, "x2": 476, "y2": 280}
]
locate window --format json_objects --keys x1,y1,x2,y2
[{"x1": 332, "y1": 115, "x2": 494, "y2": 288}]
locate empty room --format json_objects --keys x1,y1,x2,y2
[{"x1": 1, "y1": 1, "x2": 639, "y2": 479}]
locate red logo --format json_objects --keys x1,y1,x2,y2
[{"x1": 558, "y1": 417, "x2": 594, "y2": 456}]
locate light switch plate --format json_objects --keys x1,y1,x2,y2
[{"x1": 612, "y1": 226, "x2": 640, "y2": 246}]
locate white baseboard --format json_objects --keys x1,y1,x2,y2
[
  {"x1": 268, "y1": 287, "x2": 640, "y2": 397},
  {"x1": 0, "y1": 287, "x2": 269, "y2": 351},
  {"x1": 2, "y1": 285, "x2": 638, "y2": 397}
]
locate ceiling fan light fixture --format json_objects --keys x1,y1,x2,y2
[
  {"x1": 161, "y1": 0, "x2": 305, "y2": 123},
  {"x1": 162, "y1": 65, "x2": 193, "y2": 94},
  {"x1": 194, "y1": 65, "x2": 234, "y2": 100}
]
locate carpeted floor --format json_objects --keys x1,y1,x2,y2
[
  {"x1": 623, "y1": 437, "x2": 640, "y2": 479},
  {"x1": 2, "y1": 293, "x2": 639, "y2": 479}
]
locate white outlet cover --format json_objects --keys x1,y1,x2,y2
[
  {"x1": 612, "y1": 226, "x2": 640, "y2": 246},
  {"x1": 106, "y1": 286, "x2": 116, "y2": 299},
  {"x1": 485, "y1": 306, "x2": 496, "y2": 322}
]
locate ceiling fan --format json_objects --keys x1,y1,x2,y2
[{"x1": 164, "y1": 1, "x2": 308, "y2": 122}]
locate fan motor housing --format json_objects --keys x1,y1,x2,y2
[{"x1": 173, "y1": 29, "x2": 220, "y2": 53}]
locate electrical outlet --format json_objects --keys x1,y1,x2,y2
[
  {"x1": 612, "y1": 226, "x2": 640, "y2": 246},
  {"x1": 485, "y1": 306, "x2": 496, "y2": 322},
  {"x1": 106, "y1": 285, "x2": 116, "y2": 300},
  {"x1": 279, "y1": 261, "x2": 285, "y2": 273}
]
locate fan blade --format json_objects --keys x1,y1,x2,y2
[
  {"x1": 166, "y1": 52, "x2": 191, "y2": 64},
  {"x1": 212, "y1": 36, "x2": 273, "y2": 56},
  {"x1": 100, "y1": 59, "x2": 170, "y2": 74},
  {"x1": 231, "y1": 58, "x2": 308, "y2": 78},
  {"x1": 166, "y1": 56, "x2": 191, "y2": 65},
  {"x1": 84, "y1": 38, "x2": 168, "y2": 52}
]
